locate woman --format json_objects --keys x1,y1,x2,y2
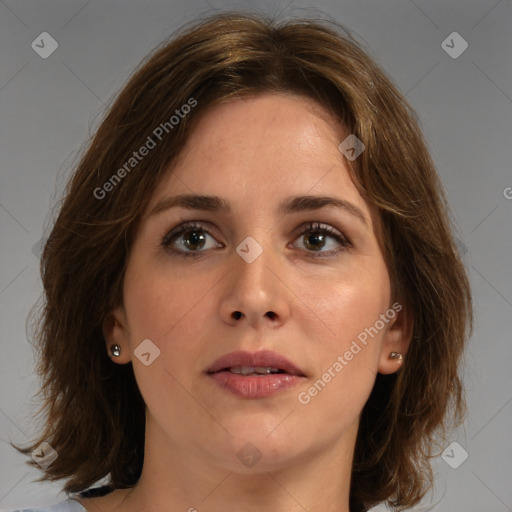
[{"x1": 9, "y1": 10, "x2": 472, "y2": 512}]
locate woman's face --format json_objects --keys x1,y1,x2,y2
[{"x1": 109, "y1": 93, "x2": 410, "y2": 473}]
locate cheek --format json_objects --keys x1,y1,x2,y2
[
  {"x1": 291, "y1": 259, "x2": 390, "y2": 416},
  {"x1": 122, "y1": 253, "x2": 217, "y2": 340},
  {"x1": 121, "y1": 261, "x2": 210, "y2": 425},
  {"x1": 294, "y1": 256, "x2": 391, "y2": 352},
  {"x1": 122, "y1": 256, "x2": 218, "y2": 399}
]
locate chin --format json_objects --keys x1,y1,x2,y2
[{"x1": 203, "y1": 421, "x2": 304, "y2": 473}]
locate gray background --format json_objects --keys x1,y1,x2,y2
[{"x1": 1, "y1": 1, "x2": 511, "y2": 511}]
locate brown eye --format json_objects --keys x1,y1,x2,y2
[
  {"x1": 181, "y1": 230, "x2": 207, "y2": 251},
  {"x1": 162, "y1": 222, "x2": 222, "y2": 257},
  {"x1": 302, "y1": 231, "x2": 327, "y2": 251},
  {"x1": 293, "y1": 222, "x2": 351, "y2": 258}
]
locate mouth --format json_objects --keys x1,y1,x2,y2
[
  {"x1": 206, "y1": 350, "x2": 306, "y2": 398},
  {"x1": 206, "y1": 349, "x2": 306, "y2": 377},
  {"x1": 221, "y1": 366, "x2": 290, "y2": 376}
]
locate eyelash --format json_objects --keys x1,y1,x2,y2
[{"x1": 161, "y1": 221, "x2": 352, "y2": 259}]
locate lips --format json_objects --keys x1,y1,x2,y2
[
  {"x1": 209, "y1": 371, "x2": 304, "y2": 398},
  {"x1": 206, "y1": 350, "x2": 307, "y2": 398},
  {"x1": 206, "y1": 350, "x2": 306, "y2": 377}
]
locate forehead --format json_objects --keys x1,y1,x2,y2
[
  {"x1": 178, "y1": 93, "x2": 344, "y2": 178},
  {"x1": 149, "y1": 93, "x2": 370, "y2": 217}
]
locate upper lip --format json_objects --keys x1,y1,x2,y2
[{"x1": 206, "y1": 350, "x2": 306, "y2": 376}]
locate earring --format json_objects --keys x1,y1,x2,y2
[
  {"x1": 110, "y1": 344, "x2": 121, "y2": 357},
  {"x1": 389, "y1": 352, "x2": 403, "y2": 364}
]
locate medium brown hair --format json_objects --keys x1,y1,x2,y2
[{"x1": 13, "y1": 10, "x2": 472, "y2": 511}]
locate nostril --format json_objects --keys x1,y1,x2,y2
[{"x1": 233, "y1": 311, "x2": 243, "y2": 320}]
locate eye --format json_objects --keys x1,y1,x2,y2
[
  {"x1": 161, "y1": 221, "x2": 222, "y2": 258},
  {"x1": 161, "y1": 220, "x2": 352, "y2": 259},
  {"x1": 292, "y1": 222, "x2": 351, "y2": 258}
]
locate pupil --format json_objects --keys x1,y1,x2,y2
[
  {"x1": 305, "y1": 232, "x2": 324, "y2": 251},
  {"x1": 185, "y1": 231, "x2": 205, "y2": 249}
]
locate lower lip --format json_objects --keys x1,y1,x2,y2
[{"x1": 208, "y1": 371, "x2": 305, "y2": 398}]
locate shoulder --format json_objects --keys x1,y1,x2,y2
[{"x1": 3, "y1": 497, "x2": 85, "y2": 512}]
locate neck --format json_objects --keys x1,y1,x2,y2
[{"x1": 114, "y1": 414, "x2": 357, "y2": 512}]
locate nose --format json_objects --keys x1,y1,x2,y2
[{"x1": 219, "y1": 235, "x2": 291, "y2": 329}]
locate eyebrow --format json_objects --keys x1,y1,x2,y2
[{"x1": 149, "y1": 194, "x2": 368, "y2": 226}]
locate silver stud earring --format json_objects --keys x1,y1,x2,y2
[
  {"x1": 110, "y1": 344, "x2": 121, "y2": 357},
  {"x1": 389, "y1": 352, "x2": 403, "y2": 364}
]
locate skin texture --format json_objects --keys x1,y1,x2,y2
[{"x1": 80, "y1": 93, "x2": 412, "y2": 512}]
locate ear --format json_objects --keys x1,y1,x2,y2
[
  {"x1": 378, "y1": 301, "x2": 413, "y2": 375},
  {"x1": 103, "y1": 306, "x2": 131, "y2": 364}
]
